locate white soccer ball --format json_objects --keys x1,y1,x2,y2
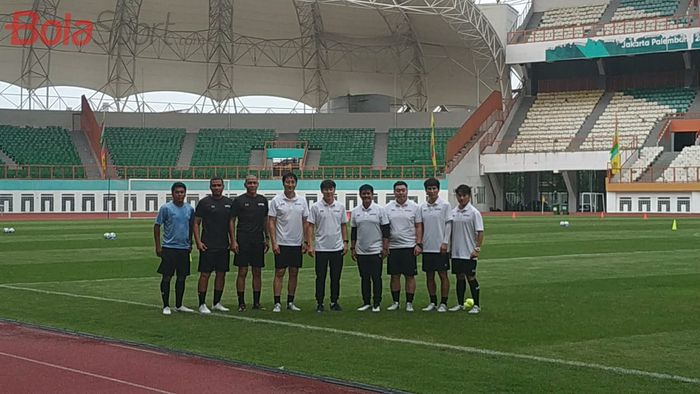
[
  {"x1": 9, "y1": 227, "x2": 15, "y2": 233},
  {"x1": 3, "y1": 227, "x2": 9, "y2": 234},
  {"x1": 110, "y1": 232, "x2": 117, "y2": 239},
  {"x1": 103, "y1": 232, "x2": 110, "y2": 239},
  {"x1": 559, "y1": 221, "x2": 570, "y2": 227}
]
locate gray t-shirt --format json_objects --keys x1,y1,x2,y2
[
  {"x1": 308, "y1": 199, "x2": 347, "y2": 252},
  {"x1": 450, "y1": 203, "x2": 484, "y2": 259},
  {"x1": 268, "y1": 193, "x2": 309, "y2": 246},
  {"x1": 418, "y1": 197, "x2": 452, "y2": 253},
  {"x1": 351, "y1": 202, "x2": 389, "y2": 255},
  {"x1": 385, "y1": 200, "x2": 421, "y2": 249}
]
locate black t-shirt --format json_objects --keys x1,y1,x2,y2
[
  {"x1": 232, "y1": 193, "x2": 269, "y2": 242},
  {"x1": 195, "y1": 195, "x2": 234, "y2": 250}
]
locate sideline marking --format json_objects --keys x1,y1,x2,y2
[
  {"x1": 0, "y1": 351, "x2": 174, "y2": 394},
  {"x1": 1, "y1": 284, "x2": 699, "y2": 386}
]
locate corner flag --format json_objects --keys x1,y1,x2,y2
[
  {"x1": 430, "y1": 112, "x2": 437, "y2": 172},
  {"x1": 610, "y1": 115, "x2": 621, "y2": 175}
]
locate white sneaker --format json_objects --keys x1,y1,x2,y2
[
  {"x1": 212, "y1": 303, "x2": 230, "y2": 312},
  {"x1": 468, "y1": 305, "x2": 481, "y2": 314},
  {"x1": 287, "y1": 302, "x2": 301, "y2": 311},
  {"x1": 272, "y1": 303, "x2": 282, "y2": 313},
  {"x1": 405, "y1": 302, "x2": 414, "y2": 312},
  {"x1": 198, "y1": 304, "x2": 211, "y2": 314},
  {"x1": 371, "y1": 305, "x2": 381, "y2": 312},
  {"x1": 357, "y1": 304, "x2": 371, "y2": 311},
  {"x1": 387, "y1": 302, "x2": 400, "y2": 311},
  {"x1": 176, "y1": 305, "x2": 194, "y2": 313},
  {"x1": 437, "y1": 303, "x2": 448, "y2": 313},
  {"x1": 449, "y1": 304, "x2": 465, "y2": 312},
  {"x1": 422, "y1": 303, "x2": 437, "y2": 312},
  {"x1": 162, "y1": 306, "x2": 171, "y2": 315}
]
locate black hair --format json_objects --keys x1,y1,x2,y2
[
  {"x1": 393, "y1": 181, "x2": 408, "y2": 191},
  {"x1": 171, "y1": 182, "x2": 187, "y2": 193},
  {"x1": 454, "y1": 184, "x2": 471, "y2": 196},
  {"x1": 359, "y1": 184, "x2": 374, "y2": 194},
  {"x1": 282, "y1": 172, "x2": 298, "y2": 183},
  {"x1": 423, "y1": 177, "x2": 440, "y2": 190},
  {"x1": 210, "y1": 177, "x2": 224, "y2": 186},
  {"x1": 320, "y1": 179, "x2": 336, "y2": 191}
]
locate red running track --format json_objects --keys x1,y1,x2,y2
[{"x1": 0, "y1": 322, "x2": 377, "y2": 393}]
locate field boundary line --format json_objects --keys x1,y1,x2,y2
[
  {"x1": 0, "y1": 350, "x2": 174, "y2": 393},
  {"x1": 1, "y1": 284, "x2": 698, "y2": 386}
]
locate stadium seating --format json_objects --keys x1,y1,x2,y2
[
  {"x1": 620, "y1": 146, "x2": 664, "y2": 182},
  {"x1": 297, "y1": 128, "x2": 375, "y2": 166},
  {"x1": 611, "y1": 0, "x2": 680, "y2": 22},
  {"x1": 387, "y1": 128, "x2": 458, "y2": 167},
  {"x1": 657, "y1": 145, "x2": 700, "y2": 182},
  {"x1": 581, "y1": 88, "x2": 695, "y2": 151},
  {"x1": 105, "y1": 127, "x2": 185, "y2": 167},
  {"x1": 190, "y1": 128, "x2": 275, "y2": 167},
  {"x1": 508, "y1": 90, "x2": 604, "y2": 153},
  {"x1": 538, "y1": 4, "x2": 607, "y2": 28},
  {"x1": 0, "y1": 125, "x2": 84, "y2": 178}
]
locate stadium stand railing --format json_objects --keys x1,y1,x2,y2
[
  {"x1": 656, "y1": 145, "x2": 700, "y2": 182},
  {"x1": 297, "y1": 128, "x2": 375, "y2": 166},
  {"x1": 508, "y1": 12, "x2": 692, "y2": 44}
]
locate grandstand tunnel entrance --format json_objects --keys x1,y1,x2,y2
[{"x1": 503, "y1": 170, "x2": 606, "y2": 212}]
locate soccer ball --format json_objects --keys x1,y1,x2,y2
[
  {"x1": 103, "y1": 232, "x2": 117, "y2": 240},
  {"x1": 559, "y1": 221, "x2": 570, "y2": 227},
  {"x1": 103, "y1": 232, "x2": 110, "y2": 239},
  {"x1": 3, "y1": 227, "x2": 15, "y2": 234},
  {"x1": 464, "y1": 298, "x2": 474, "y2": 308}
]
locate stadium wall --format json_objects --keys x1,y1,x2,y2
[
  {"x1": 606, "y1": 191, "x2": 700, "y2": 213},
  {"x1": 0, "y1": 109, "x2": 470, "y2": 133},
  {"x1": 0, "y1": 180, "x2": 447, "y2": 214}
]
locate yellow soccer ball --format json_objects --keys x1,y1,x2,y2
[{"x1": 464, "y1": 298, "x2": 474, "y2": 308}]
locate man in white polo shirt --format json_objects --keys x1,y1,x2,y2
[
  {"x1": 385, "y1": 181, "x2": 423, "y2": 312},
  {"x1": 306, "y1": 179, "x2": 348, "y2": 313},
  {"x1": 268, "y1": 172, "x2": 309, "y2": 313},
  {"x1": 351, "y1": 184, "x2": 390, "y2": 312},
  {"x1": 450, "y1": 184, "x2": 484, "y2": 314},
  {"x1": 419, "y1": 177, "x2": 453, "y2": 313}
]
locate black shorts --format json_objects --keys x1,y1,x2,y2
[
  {"x1": 422, "y1": 252, "x2": 450, "y2": 273},
  {"x1": 157, "y1": 247, "x2": 191, "y2": 277},
  {"x1": 274, "y1": 245, "x2": 303, "y2": 269},
  {"x1": 452, "y1": 258, "x2": 477, "y2": 276},
  {"x1": 387, "y1": 248, "x2": 417, "y2": 276},
  {"x1": 234, "y1": 240, "x2": 266, "y2": 268},
  {"x1": 198, "y1": 249, "x2": 230, "y2": 273}
]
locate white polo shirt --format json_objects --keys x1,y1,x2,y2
[
  {"x1": 351, "y1": 202, "x2": 389, "y2": 255},
  {"x1": 450, "y1": 203, "x2": 484, "y2": 259},
  {"x1": 268, "y1": 192, "x2": 309, "y2": 246},
  {"x1": 385, "y1": 199, "x2": 421, "y2": 249},
  {"x1": 418, "y1": 197, "x2": 452, "y2": 253},
  {"x1": 308, "y1": 199, "x2": 347, "y2": 252}
]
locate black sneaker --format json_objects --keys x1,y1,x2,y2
[
  {"x1": 330, "y1": 303, "x2": 343, "y2": 311},
  {"x1": 316, "y1": 304, "x2": 324, "y2": 313},
  {"x1": 238, "y1": 304, "x2": 246, "y2": 312},
  {"x1": 252, "y1": 303, "x2": 264, "y2": 310}
]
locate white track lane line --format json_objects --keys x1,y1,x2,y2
[
  {"x1": 1, "y1": 284, "x2": 699, "y2": 386},
  {"x1": 0, "y1": 351, "x2": 174, "y2": 394}
]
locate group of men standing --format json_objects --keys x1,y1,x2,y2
[{"x1": 154, "y1": 173, "x2": 484, "y2": 316}]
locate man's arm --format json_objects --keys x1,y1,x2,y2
[
  {"x1": 304, "y1": 220, "x2": 315, "y2": 257},
  {"x1": 341, "y1": 222, "x2": 348, "y2": 256},
  {"x1": 301, "y1": 217, "x2": 309, "y2": 254},
  {"x1": 154, "y1": 224, "x2": 162, "y2": 257},
  {"x1": 414, "y1": 222, "x2": 424, "y2": 256},
  {"x1": 229, "y1": 216, "x2": 238, "y2": 253},
  {"x1": 440, "y1": 222, "x2": 452, "y2": 254},
  {"x1": 380, "y1": 224, "x2": 390, "y2": 259},
  {"x1": 471, "y1": 231, "x2": 484, "y2": 259},
  {"x1": 268, "y1": 216, "x2": 280, "y2": 255},
  {"x1": 350, "y1": 225, "x2": 358, "y2": 261},
  {"x1": 194, "y1": 216, "x2": 206, "y2": 251},
  {"x1": 263, "y1": 216, "x2": 270, "y2": 253}
]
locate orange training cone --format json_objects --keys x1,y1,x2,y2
[
  {"x1": 643, "y1": 213, "x2": 648, "y2": 220},
  {"x1": 600, "y1": 211, "x2": 605, "y2": 219},
  {"x1": 511, "y1": 211, "x2": 517, "y2": 220}
]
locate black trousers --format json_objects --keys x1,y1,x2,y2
[
  {"x1": 315, "y1": 251, "x2": 344, "y2": 304},
  {"x1": 357, "y1": 254, "x2": 382, "y2": 306}
]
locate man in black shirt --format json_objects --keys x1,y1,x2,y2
[
  {"x1": 232, "y1": 175, "x2": 269, "y2": 311},
  {"x1": 194, "y1": 177, "x2": 235, "y2": 314}
]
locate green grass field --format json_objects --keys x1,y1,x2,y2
[{"x1": 1, "y1": 216, "x2": 700, "y2": 393}]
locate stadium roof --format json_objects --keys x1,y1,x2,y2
[{"x1": 0, "y1": 0, "x2": 516, "y2": 112}]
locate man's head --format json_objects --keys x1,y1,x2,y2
[
  {"x1": 282, "y1": 172, "x2": 298, "y2": 195},
  {"x1": 424, "y1": 177, "x2": 440, "y2": 203},
  {"x1": 244, "y1": 174, "x2": 259, "y2": 195},
  {"x1": 393, "y1": 181, "x2": 408, "y2": 205},
  {"x1": 320, "y1": 179, "x2": 336, "y2": 202},
  {"x1": 454, "y1": 184, "x2": 472, "y2": 208},
  {"x1": 171, "y1": 182, "x2": 187, "y2": 204},
  {"x1": 210, "y1": 177, "x2": 224, "y2": 198},
  {"x1": 359, "y1": 184, "x2": 374, "y2": 206}
]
